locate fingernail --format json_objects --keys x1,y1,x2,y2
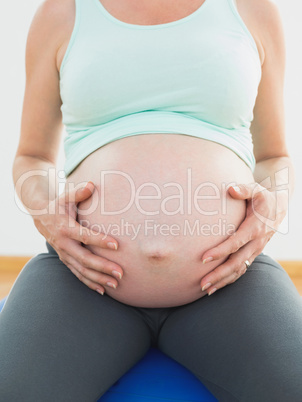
[
  {"x1": 232, "y1": 186, "x2": 241, "y2": 193},
  {"x1": 112, "y1": 270, "x2": 122, "y2": 280},
  {"x1": 203, "y1": 257, "x2": 213, "y2": 264},
  {"x1": 83, "y1": 181, "x2": 93, "y2": 189},
  {"x1": 202, "y1": 282, "x2": 212, "y2": 291},
  {"x1": 96, "y1": 288, "x2": 104, "y2": 295},
  {"x1": 208, "y1": 288, "x2": 217, "y2": 296},
  {"x1": 107, "y1": 242, "x2": 118, "y2": 250},
  {"x1": 106, "y1": 282, "x2": 117, "y2": 289}
]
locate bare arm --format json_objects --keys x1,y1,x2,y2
[
  {"x1": 200, "y1": 0, "x2": 294, "y2": 294},
  {"x1": 13, "y1": 0, "x2": 64, "y2": 211},
  {"x1": 250, "y1": 0, "x2": 294, "y2": 197},
  {"x1": 12, "y1": 0, "x2": 123, "y2": 293}
]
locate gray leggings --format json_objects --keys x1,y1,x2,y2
[{"x1": 1, "y1": 241, "x2": 302, "y2": 402}]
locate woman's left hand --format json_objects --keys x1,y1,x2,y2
[{"x1": 200, "y1": 183, "x2": 288, "y2": 296}]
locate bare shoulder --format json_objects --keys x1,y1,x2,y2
[
  {"x1": 236, "y1": 0, "x2": 285, "y2": 66},
  {"x1": 26, "y1": 0, "x2": 75, "y2": 74},
  {"x1": 16, "y1": 0, "x2": 76, "y2": 163},
  {"x1": 242, "y1": 1, "x2": 287, "y2": 161}
]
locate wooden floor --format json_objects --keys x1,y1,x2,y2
[
  {"x1": 1, "y1": 263, "x2": 302, "y2": 299},
  {"x1": 294, "y1": 277, "x2": 302, "y2": 295}
]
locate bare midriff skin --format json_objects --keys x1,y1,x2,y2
[{"x1": 65, "y1": 135, "x2": 254, "y2": 307}]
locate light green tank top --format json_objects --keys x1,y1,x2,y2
[{"x1": 59, "y1": 0, "x2": 262, "y2": 177}]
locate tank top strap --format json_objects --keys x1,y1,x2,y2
[
  {"x1": 72, "y1": 0, "x2": 111, "y2": 31},
  {"x1": 225, "y1": 0, "x2": 260, "y2": 56}
]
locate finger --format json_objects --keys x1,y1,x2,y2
[
  {"x1": 201, "y1": 215, "x2": 258, "y2": 263},
  {"x1": 59, "y1": 181, "x2": 95, "y2": 205},
  {"x1": 201, "y1": 241, "x2": 261, "y2": 295},
  {"x1": 201, "y1": 256, "x2": 241, "y2": 292},
  {"x1": 61, "y1": 256, "x2": 106, "y2": 295},
  {"x1": 205, "y1": 263, "x2": 248, "y2": 296},
  {"x1": 206, "y1": 248, "x2": 262, "y2": 296},
  {"x1": 228, "y1": 183, "x2": 265, "y2": 200},
  {"x1": 58, "y1": 182, "x2": 119, "y2": 251},
  {"x1": 62, "y1": 220, "x2": 119, "y2": 250},
  {"x1": 63, "y1": 253, "x2": 120, "y2": 291},
  {"x1": 63, "y1": 240, "x2": 123, "y2": 279}
]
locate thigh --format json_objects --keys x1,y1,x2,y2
[
  {"x1": 158, "y1": 253, "x2": 302, "y2": 402},
  {"x1": 0, "y1": 244, "x2": 152, "y2": 402}
]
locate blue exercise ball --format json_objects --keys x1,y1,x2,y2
[
  {"x1": 0, "y1": 297, "x2": 216, "y2": 401},
  {"x1": 99, "y1": 346, "x2": 217, "y2": 401},
  {"x1": 0, "y1": 297, "x2": 6, "y2": 312}
]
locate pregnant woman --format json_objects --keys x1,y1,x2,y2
[{"x1": 1, "y1": 0, "x2": 302, "y2": 400}]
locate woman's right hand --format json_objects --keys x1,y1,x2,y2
[{"x1": 33, "y1": 181, "x2": 123, "y2": 295}]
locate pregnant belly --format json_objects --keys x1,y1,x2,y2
[{"x1": 65, "y1": 134, "x2": 255, "y2": 307}]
